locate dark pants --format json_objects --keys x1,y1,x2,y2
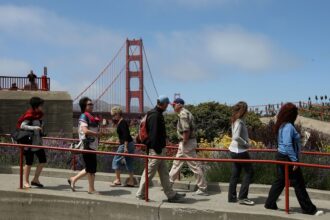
[
  {"x1": 265, "y1": 153, "x2": 317, "y2": 215},
  {"x1": 228, "y1": 151, "x2": 254, "y2": 201}
]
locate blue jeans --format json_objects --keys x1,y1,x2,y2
[{"x1": 112, "y1": 141, "x2": 135, "y2": 173}]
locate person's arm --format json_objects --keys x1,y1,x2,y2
[
  {"x1": 20, "y1": 120, "x2": 41, "y2": 131},
  {"x1": 147, "y1": 113, "x2": 158, "y2": 148},
  {"x1": 179, "y1": 116, "x2": 191, "y2": 145},
  {"x1": 80, "y1": 121, "x2": 100, "y2": 137},
  {"x1": 232, "y1": 121, "x2": 249, "y2": 147}
]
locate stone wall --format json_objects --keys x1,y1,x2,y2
[{"x1": 0, "y1": 91, "x2": 72, "y2": 137}]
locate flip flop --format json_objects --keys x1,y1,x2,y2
[
  {"x1": 67, "y1": 179, "x2": 75, "y2": 192},
  {"x1": 31, "y1": 182, "x2": 44, "y2": 188},
  {"x1": 24, "y1": 184, "x2": 31, "y2": 189},
  {"x1": 124, "y1": 184, "x2": 135, "y2": 187},
  {"x1": 88, "y1": 191, "x2": 100, "y2": 195},
  {"x1": 110, "y1": 182, "x2": 122, "y2": 187}
]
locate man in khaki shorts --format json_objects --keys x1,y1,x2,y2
[{"x1": 169, "y1": 98, "x2": 208, "y2": 196}]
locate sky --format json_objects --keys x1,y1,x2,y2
[{"x1": 0, "y1": 0, "x2": 329, "y2": 106}]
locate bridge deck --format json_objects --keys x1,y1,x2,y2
[{"x1": 0, "y1": 168, "x2": 329, "y2": 220}]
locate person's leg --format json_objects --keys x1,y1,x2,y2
[
  {"x1": 169, "y1": 144, "x2": 185, "y2": 183},
  {"x1": 136, "y1": 149, "x2": 160, "y2": 198},
  {"x1": 182, "y1": 139, "x2": 207, "y2": 192},
  {"x1": 228, "y1": 153, "x2": 242, "y2": 202},
  {"x1": 125, "y1": 142, "x2": 136, "y2": 185},
  {"x1": 24, "y1": 165, "x2": 32, "y2": 187},
  {"x1": 87, "y1": 173, "x2": 97, "y2": 193},
  {"x1": 265, "y1": 164, "x2": 285, "y2": 209},
  {"x1": 71, "y1": 169, "x2": 87, "y2": 185},
  {"x1": 291, "y1": 167, "x2": 317, "y2": 214},
  {"x1": 24, "y1": 150, "x2": 33, "y2": 187},
  {"x1": 112, "y1": 145, "x2": 125, "y2": 184},
  {"x1": 238, "y1": 152, "x2": 254, "y2": 199},
  {"x1": 158, "y1": 155, "x2": 177, "y2": 199},
  {"x1": 32, "y1": 149, "x2": 47, "y2": 184}
]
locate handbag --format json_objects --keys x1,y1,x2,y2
[
  {"x1": 70, "y1": 138, "x2": 93, "y2": 150},
  {"x1": 11, "y1": 129, "x2": 34, "y2": 144}
]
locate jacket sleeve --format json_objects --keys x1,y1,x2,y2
[
  {"x1": 20, "y1": 120, "x2": 40, "y2": 131},
  {"x1": 232, "y1": 121, "x2": 249, "y2": 146},
  {"x1": 282, "y1": 125, "x2": 299, "y2": 162},
  {"x1": 147, "y1": 112, "x2": 158, "y2": 148}
]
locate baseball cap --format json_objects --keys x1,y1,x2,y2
[
  {"x1": 157, "y1": 95, "x2": 170, "y2": 104},
  {"x1": 172, "y1": 98, "x2": 185, "y2": 105}
]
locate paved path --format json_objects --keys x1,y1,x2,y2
[{"x1": 0, "y1": 172, "x2": 329, "y2": 220}]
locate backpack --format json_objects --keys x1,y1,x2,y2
[{"x1": 138, "y1": 113, "x2": 149, "y2": 143}]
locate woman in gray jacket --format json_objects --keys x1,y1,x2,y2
[{"x1": 228, "y1": 101, "x2": 254, "y2": 205}]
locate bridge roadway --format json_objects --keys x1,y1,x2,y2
[{"x1": 0, "y1": 167, "x2": 329, "y2": 220}]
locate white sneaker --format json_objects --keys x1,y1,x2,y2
[
  {"x1": 193, "y1": 189, "x2": 209, "y2": 196},
  {"x1": 315, "y1": 210, "x2": 324, "y2": 216},
  {"x1": 238, "y1": 198, "x2": 255, "y2": 206}
]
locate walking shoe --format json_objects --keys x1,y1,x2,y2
[
  {"x1": 314, "y1": 210, "x2": 324, "y2": 216},
  {"x1": 193, "y1": 189, "x2": 209, "y2": 196},
  {"x1": 228, "y1": 196, "x2": 238, "y2": 203},
  {"x1": 136, "y1": 195, "x2": 145, "y2": 200},
  {"x1": 264, "y1": 204, "x2": 278, "y2": 210},
  {"x1": 238, "y1": 198, "x2": 255, "y2": 206},
  {"x1": 168, "y1": 192, "x2": 186, "y2": 203}
]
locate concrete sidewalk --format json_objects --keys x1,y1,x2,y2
[{"x1": 0, "y1": 172, "x2": 329, "y2": 220}]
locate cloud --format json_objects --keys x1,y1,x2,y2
[
  {"x1": 0, "y1": 5, "x2": 125, "y2": 100},
  {"x1": 151, "y1": 26, "x2": 301, "y2": 81}
]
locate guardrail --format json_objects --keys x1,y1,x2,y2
[
  {"x1": 0, "y1": 140, "x2": 330, "y2": 214},
  {"x1": 0, "y1": 76, "x2": 50, "y2": 91}
]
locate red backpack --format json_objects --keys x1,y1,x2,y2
[{"x1": 139, "y1": 114, "x2": 149, "y2": 143}]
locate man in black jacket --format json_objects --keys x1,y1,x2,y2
[{"x1": 136, "y1": 96, "x2": 186, "y2": 203}]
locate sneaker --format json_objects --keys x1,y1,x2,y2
[
  {"x1": 314, "y1": 210, "x2": 324, "y2": 216},
  {"x1": 168, "y1": 192, "x2": 186, "y2": 203},
  {"x1": 239, "y1": 198, "x2": 255, "y2": 206},
  {"x1": 264, "y1": 204, "x2": 278, "y2": 210},
  {"x1": 193, "y1": 189, "x2": 209, "y2": 196},
  {"x1": 136, "y1": 195, "x2": 145, "y2": 200}
]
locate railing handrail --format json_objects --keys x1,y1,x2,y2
[
  {"x1": 2, "y1": 134, "x2": 328, "y2": 157},
  {"x1": 0, "y1": 142, "x2": 330, "y2": 169}
]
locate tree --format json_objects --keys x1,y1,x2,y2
[{"x1": 165, "y1": 102, "x2": 262, "y2": 143}]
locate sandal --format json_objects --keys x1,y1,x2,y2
[
  {"x1": 88, "y1": 191, "x2": 100, "y2": 195},
  {"x1": 124, "y1": 184, "x2": 135, "y2": 187},
  {"x1": 110, "y1": 181, "x2": 122, "y2": 187},
  {"x1": 24, "y1": 183, "x2": 31, "y2": 189},
  {"x1": 67, "y1": 179, "x2": 75, "y2": 192},
  {"x1": 31, "y1": 181, "x2": 44, "y2": 188}
]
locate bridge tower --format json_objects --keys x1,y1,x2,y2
[{"x1": 126, "y1": 39, "x2": 144, "y2": 113}]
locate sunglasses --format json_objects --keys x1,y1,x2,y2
[{"x1": 87, "y1": 103, "x2": 94, "y2": 106}]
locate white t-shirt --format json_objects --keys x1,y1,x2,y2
[{"x1": 78, "y1": 117, "x2": 99, "y2": 150}]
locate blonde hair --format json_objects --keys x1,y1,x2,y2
[{"x1": 111, "y1": 106, "x2": 123, "y2": 116}]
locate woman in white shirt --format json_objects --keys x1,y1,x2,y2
[{"x1": 228, "y1": 101, "x2": 254, "y2": 206}]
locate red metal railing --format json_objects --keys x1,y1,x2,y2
[
  {"x1": 0, "y1": 76, "x2": 50, "y2": 91},
  {"x1": 0, "y1": 141, "x2": 330, "y2": 215}
]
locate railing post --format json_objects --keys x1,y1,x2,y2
[
  {"x1": 19, "y1": 146, "x2": 24, "y2": 189},
  {"x1": 145, "y1": 157, "x2": 149, "y2": 202},
  {"x1": 285, "y1": 164, "x2": 290, "y2": 214}
]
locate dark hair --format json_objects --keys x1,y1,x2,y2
[
  {"x1": 79, "y1": 97, "x2": 92, "y2": 113},
  {"x1": 30, "y1": 97, "x2": 44, "y2": 109},
  {"x1": 274, "y1": 102, "x2": 298, "y2": 135},
  {"x1": 231, "y1": 101, "x2": 248, "y2": 124}
]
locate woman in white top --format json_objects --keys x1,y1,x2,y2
[
  {"x1": 68, "y1": 97, "x2": 101, "y2": 194},
  {"x1": 228, "y1": 101, "x2": 254, "y2": 205}
]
